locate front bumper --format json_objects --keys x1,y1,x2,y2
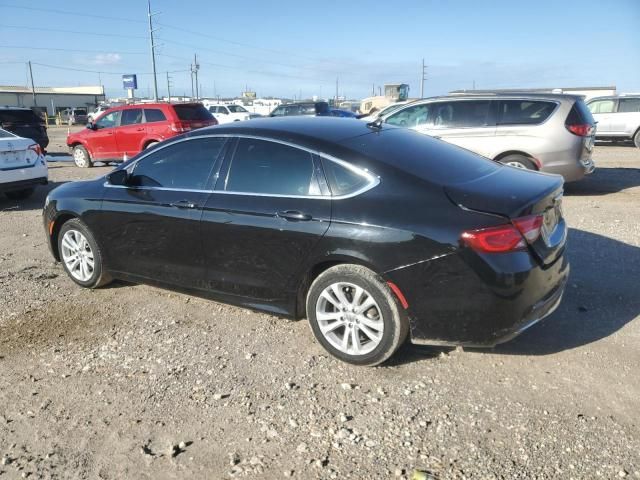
[{"x1": 386, "y1": 249, "x2": 570, "y2": 347}]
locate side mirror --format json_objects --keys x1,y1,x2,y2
[
  {"x1": 106, "y1": 169, "x2": 129, "y2": 186},
  {"x1": 86, "y1": 122, "x2": 96, "y2": 130}
]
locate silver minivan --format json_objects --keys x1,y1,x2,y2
[
  {"x1": 379, "y1": 93, "x2": 596, "y2": 182},
  {"x1": 587, "y1": 95, "x2": 640, "y2": 148}
]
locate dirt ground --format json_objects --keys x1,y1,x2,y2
[{"x1": 1, "y1": 127, "x2": 639, "y2": 479}]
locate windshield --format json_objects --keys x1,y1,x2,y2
[{"x1": 227, "y1": 105, "x2": 248, "y2": 113}]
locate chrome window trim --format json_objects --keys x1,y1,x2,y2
[{"x1": 104, "y1": 133, "x2": 380, "y2": 200}]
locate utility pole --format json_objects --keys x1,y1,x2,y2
[
  {"x1": 420, "y1": 58, "x2": 427, "y2": 98},
  {"x1": 166, "y1": 72, "x2": 172, "y2": 103},
  {"x1": 191, "y1": 54, "x2": 200, "y2": 100},
  {"x1": 27, "y1": 61, "x2": 37, "y2": 106},
  {"x1": 147, "y1": 0, "x2": 159, "y2": 101}
]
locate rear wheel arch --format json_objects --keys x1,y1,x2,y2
[
  {"x1": 494, "y1": 151, "x2": 538, "y2": 170},
  {"x1": 143, "y1": 139, "x2": 160, "y2": 150}
]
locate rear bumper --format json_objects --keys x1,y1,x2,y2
[
  {"x1": 386, "y1": 248, "x2": 570, "y2": 347},
  {"x1": 0, "y1": 176, "x2": 48, "y2": 193},
  {"x1": 543, "y1": 157, "x2": 594, "y2": 182}
]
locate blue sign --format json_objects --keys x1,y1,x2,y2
[{"x1": 122, "y1": 74, "x2": 138, "y2": 90}]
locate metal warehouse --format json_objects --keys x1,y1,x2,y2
[{"x1": 0, "y1": 85, "x2": 106, "y2": 115}]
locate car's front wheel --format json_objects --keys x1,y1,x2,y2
[
  {"x1": 634, "y1": 130, "x2": 640, "y2": 149},
  {"x1": 58, "y1": 218, "x2": 111, "y2": 288},
  {"x1": 72, "y1": 145, "x2": 92, "y2": 168},
  {"x1": 306, "y1": 264, "x2": 409, "y2": 366}
]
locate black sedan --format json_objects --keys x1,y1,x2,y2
[{"x1": 43, "y1": 117, "x2": 569, "y2": 366}]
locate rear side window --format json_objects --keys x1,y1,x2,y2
[
  {"x1": 566, "y1": 100, "x2": 595, "y2": 125},
  {"x1": 301, "y1": 104, "x2": 316, "y2": 115},
  {"x1": 618, "y1": 98, "x2": 640, "y2": 113},
  {"x1": 130, "y1": 137, "x2": 225, "y2": 190},
  {"x1": 588, "y1": 99, "x2": 616, "y2": 114},
  {"x1": 497, "y1": 100, "x2": 556, "y2": 125},
  {"x1": 386, "y1": 104, "x2": 432, "y2": 127},
  {"x1": 121, "y1": 108, "x2": 143, "y2": 126},
  {"x1": 144, "y1": 108, "x2": 167, "y2": 123},
  {"x1": 0, "y1": 109, "x2": 40, "y2": 124},
  {"x1": 225, "y1": 138, "x2": 320, "y2": 196},
  {"x1": 432, "y1": 101, "x2": 492, "y2": 128},
  {"x1": 172, "y1": 104, "x2": 214, "y2": 121},
  {"x1": 321, "y1": 159, "x2": 370, "y2": 196}
]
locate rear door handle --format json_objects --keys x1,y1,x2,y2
[
  {"x1": 170, "y1": 199, "x2": 197, "y2": 209},
  {"x1": 277, "y1": 210, "x2": 312, "y2": 221}
]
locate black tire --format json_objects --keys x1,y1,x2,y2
[
  {"x1": 57, "y1": 218, "x2": 111, "y2": 288},
  {"x1": 498, "y1": 154, "x2": 536, "y2": 170},
  {"x1": 306, "y1": 264, "x2": 409, "y2": 366},
  {"x1": 5, "y1": 188, "x2": 35, "y2": 200},
  {"x1": 72, "y1": 145, "x2": 92, "y2": 168},
  {"x1": 634, "y1": 130, "x2": 640, "y2": 149}
]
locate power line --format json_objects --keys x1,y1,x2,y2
[
  {"x1": 0, "y1": 3, "x2": 145, "y2": 23},
  {"x1": 0, "y1": 24, "x2": 147, "y2": 39},
  {"x1": 0, "y1": 45, "x2": 147, "y2": 55},
  {"x1": 30, "y1": 61, "x2": 189, "y2": 76}
]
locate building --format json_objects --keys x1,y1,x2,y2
[
  {"x1": 0, "y1": 85, "x2": 106, "y2": 115},
  {"x1": 449, "y1": 86, "x2": 617, "y2": 101}
]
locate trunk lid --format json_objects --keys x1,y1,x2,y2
[
  {"x1": 0, "y1": 139, "x2": 31, "y2": 169},
  {"x1": 445, "y1": 166, "x2": 566, "y2": 265}
]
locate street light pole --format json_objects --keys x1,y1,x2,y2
[
  {"x1": 420, "y1": 58, "x2": 427, "y2": 99},
  {"x1": 147, "y1": 0, "x2": 159, "y2": 101}
]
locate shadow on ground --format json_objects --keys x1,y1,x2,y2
[{"x1": 564, "y1": 167, "x2": 640, "y2": 195}]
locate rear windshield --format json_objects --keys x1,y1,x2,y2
[
  {"x1": 340, "y1": 127, "x2": 500, "y2": 185},
  {"x1": 0, "y1": 128, "x2": 17, "y2": 138},
  {"x1": 566, "y1": 99, "x2": 595, "y2": 125},
  {"x1": 0, "y1": 109, "x2": 41, "y2": 124},
  {"x1": 173, "y1": 104, "x2": 214, "y2": 121}
]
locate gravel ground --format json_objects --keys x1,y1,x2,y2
[{"x1": 0, "y1": 128, "x2": 639, "y2": 479}]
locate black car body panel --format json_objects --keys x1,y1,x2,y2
[{"x1": 44, "y1": 117, "x2": 569, "y2": 347}]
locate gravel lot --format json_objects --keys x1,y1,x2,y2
[{"x1": 1, "y1": 126, "x2": 639, "y2": 479}]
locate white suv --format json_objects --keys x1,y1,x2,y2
[
  {"x1": 206, "y1": 104, "x2": 253, "y2": 124},
  {"x1": 0, "y1": 128, "x2": 48, "y2": 200},
  {"x1": 587, "y1": 96, "x2": 640, "y2": 148}
]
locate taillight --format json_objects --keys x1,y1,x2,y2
[
  {"x1": 170, "y1": 121, "x2": 192, "y2": 133},
  {"x1": 461, "y1": 214, "x2": 543, "y2": 253},
  {"x1": 566, "y1": 123, "x2": 592, "y2": 136},
  {"x1": 28, "y1": 144, "x2": 43, "y2": 156}
]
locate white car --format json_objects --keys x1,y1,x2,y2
[
  {"x1": 206, "y1": 104, "x2": 257, "y2": 124},
  {"x1": 88, "y1": 105, "x2": 111, "y2": 123},
  {"x1": 0, "y1": 128, "x2": 48, "y2": 200}
]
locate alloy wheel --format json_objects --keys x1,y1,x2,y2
[
  {"x1": 315, "y1": 282, "x2": 384, "y2": 356},
  {"x1": 73, "y1": 148, "x2": 87, "y2": 167},
  {"x1": 505, "y1": 161, "x2": 528, "y2": 169},
  {"x1": 60, "y1": 229, "x2": 95, "y2": 282}
]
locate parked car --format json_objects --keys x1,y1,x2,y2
[
  {"x1": 206, "y1": 104, "x2": 261, "y2": 123},
  {"x1": 58, "y1": 108, "x2": 88, "y2": 125},
  {"x1": 0, "y1": 128, "x2": 48, "y2": 199},
  {"x1": 44, "y1": 117, "x2": 568, "y2": 366},
  {"x1": 328, "y1": 109, "x2": 359, "y2": 118},
  {"x1": 378, "y1": 93, "x2": 596, "y2": 182},
  {"x1": 88, "y1": 105, "x2": 111, "y2": 123},
  {"x1": 269, "y1": 102, "x2": 329, "y2": 117},
  {"x1": 0, "y1": 107, "x2": 49, "y2": 151},
  {"x1": 587, "y1": 95, "x2": 640, "y2": 148},
  {"x1": 66, "y1": 103, "x2": 217, "y2": 167}
]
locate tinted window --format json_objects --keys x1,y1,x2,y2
[
  {"x1": 433, "y1": 101, "x2": 491, "y2": 128},
  {"x1": 270, "y1": 106, "x2": 285, "y2": 116},
  {"x1": 95, "y1": 111, "x2": 120, "y2": 129},
  {"x1": 130, "y1": 137, "x2": 225, "y2": 189},
  {"x1": 226, "y1": 139, "x2": 320, "y2": 196},
  {"x1": 217, "y1": 106, "x2": 228, "y2": 114},
  {"x1": 0, "y1": 109, "x2": 40, "y2": 124},
  {"x1": 497, "y1": 100, "x2": 556, "y2": 125},
  {"x1": 566, "y1": 100, "x2": 595, "y2": 125},
  {"x1": 588, "y1": 99, "x2": 615, "y2": 114},
  {"x1": 144, "y1": 108, "x2": 167, "y2": 123},
  {"x1": 172, "y1": 104, "x2": 214, "y2": 121},
  {"x1": 315, "y1": 102, "x2": 329, "y2": 115},
  {"x1": 285, "y1": 105, "x2": 301, "y2": 116},
  {"x1": 618, "y1": 98, "x2": 640, "y2": 113},
  {"x1": 386, "y1": 104, "x2": 432, "y2": 127},
  {"x1": 120, "y1": 108, "x2": 143, "y2": 126},
  {"x1": 322, "y1": 159, "x2": 369, "y2": 196},
  {"x1": 227, "y1": 105, "x2": 247, "y2": 113}
]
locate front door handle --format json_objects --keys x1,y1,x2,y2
[
  {"x1": 170, "y1": 199, "x2": 197, "y2": 209},
  {"x1": 277, "y1": 210, "x2": 312, "y2": 221}
]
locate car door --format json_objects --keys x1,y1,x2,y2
[
  {"x1": 423, "y1": 100, "x2": 496, "y2": 157},
  {"x1": 143, "y1": 107, "x2": 169, "y2": 141},
  {"x1": 115, "y1": 108, "x2": 145, "y2": 158},
  {"x1": 200, "y1": 137, "x2": 331, "y2": 306},
  {"x1": 587, "y1": 98, "x2": 616, "y2": 134},
  {"x1": 611, "y1": 98, "x2": 640, "y2": 135},
  {"x1": 91, "y1": 110, "x2": 121, "y2": 159},
  {"x1": 99, "y1": 136, "x2": 228, "y2": 286}
]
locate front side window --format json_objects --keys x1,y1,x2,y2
[
  {"x1": 144, "y1": 108, "x2": 167, "y2": 123},
  {"x1": 618, "y1": 98, "x2": 640, "y2": 113},
  {"x1": 432, "y1": 101, "x2": 491, "y2": 128},
  {"x1": 497, "y1": 100, "x2": 556, "y2": 125},
  {"x1": 120, "y1": 108, "x2": 143, "y2": 126},
  {"x1": 227, "y1": 105, "x2": 247, "y2": 113},
  {"x1": 588, "y1": 100, "x2": 615, "y2": 114},
  {"x1": 270, "y1": 107, "x2": 285, "y2": 116},
  {"x1": 386, "y1": 104, "x2": 432, "y2": 127},
  {"x1": 225, "y1": 138, "x2": 320, "y2": 196},
  {"x1": 130, "y1": 137, "x2": 226, "y2": 190},
  {"x1": 95, "y1": 111, "x2": 120, "y2": 129}
]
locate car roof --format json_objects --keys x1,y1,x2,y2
[
  {"x1": 111, "y1": 102, "x2": 202, "y2": 110},
  {"x1": 587, "y1": 95, "x2": 640, "y2": 101},
  {"x1": 420, "y1": 92, "x2": 581, "y2": 102},
  {"x1": 190, "y1": 116, "x2": 375, "y2": 146}
]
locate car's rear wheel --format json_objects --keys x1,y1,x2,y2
[
  {"x1": 72, "y1": 145, "x2": 92, "y2": 168},
  {"x1": 145, "y1": 141, "x2": 159, "y2": 150},
  {"x1": 499, "y1": 154, "x2": 536, "y2": 170},
  {"x1": 306, "y1": 264, "x2": 409, "y2": 366},
  {"x1": 5, "y1": 188, "x2": 35, "y2": 200},
  {"x1": 58, "y1": 218, "x2": 111, "y2": 288},
  {"x1": 634, "y1": 130, "x2": 640, "y2": 149}
]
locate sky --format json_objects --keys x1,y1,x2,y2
[{"x1": 0, "y1": 0, "x2": 639, "y2": 100}]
